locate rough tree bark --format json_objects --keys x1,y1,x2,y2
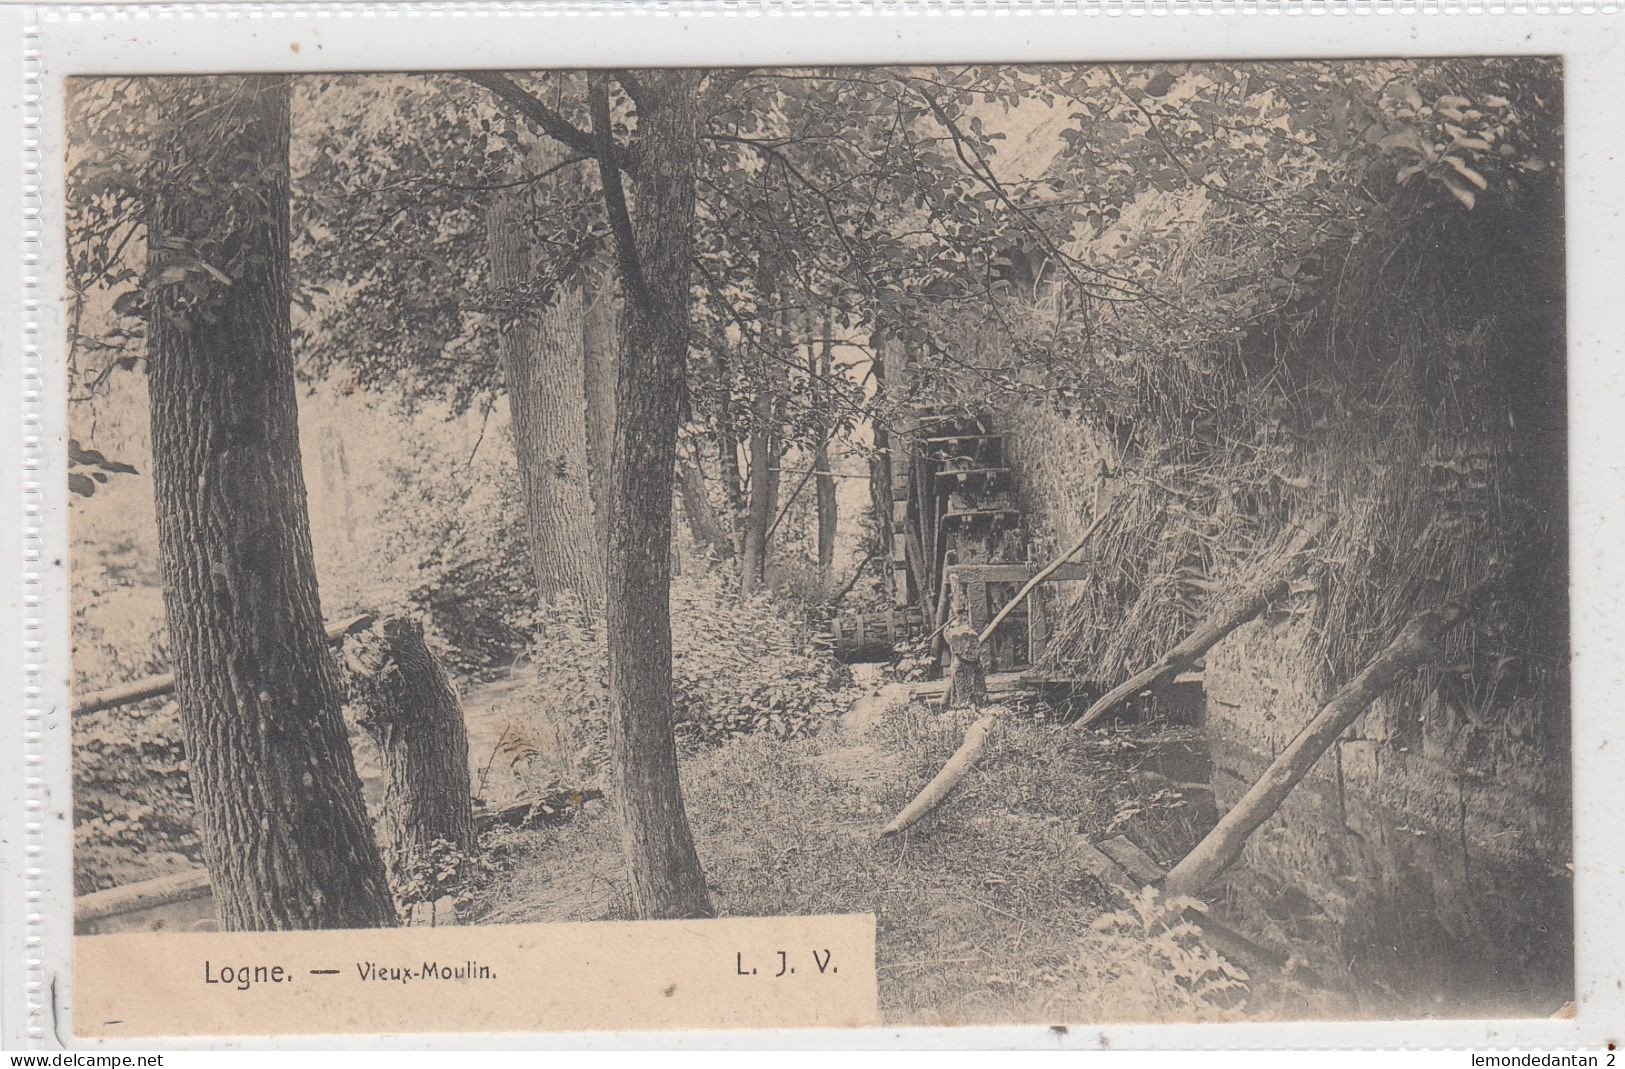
[
  {"x1": 486, "y1": 187, "x2": 604, "y2": 609},
  {"x1": 144, "y1": 75, "x2": 396, "y2": 931},
  {"x1": 343, "y1": 617, "x2": 476, "y2": 902},
  {"x1": 591, "y1": 69, "x2": 713, "y2": 920},
  {"x1": 583, "y1": 264, "x2": 619, "y2": 558}
]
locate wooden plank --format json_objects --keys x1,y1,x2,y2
[
  {"x1": 947, "y1": 563, "x2": 1091, "y2": 584},
  {"x1": 966, "y1": 579, "x2": 989, "y2": 631},
  {"x1": 1074, "y1": 839, "x2": 1140, "y2": 900},
  {"x1": 942, "y1": 507, "x2": 1021, "y2": 521},
  {"x1": 1099, "y1": 835, "x2": 1167, "y2": 886},
  {"x1": 1028, "y1": 587, "x2": 1047, "y2": 662},
  {"x1": 908, "y1": 670, "x2": 1033, "y2": 701},
  {"x1": 935, "y1": 467, "x2": 1009, "y2": 478}
]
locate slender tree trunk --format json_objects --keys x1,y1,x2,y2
[
  {"x1": 486, "y1": 189, "x2": 604, "y2": 609},
  {"x1": 712, "y1": 339, "x2": 746, "y2": 553},
  {"x1": 869, "y1": 335, "x2": 893, "y2": 564},
  {"x1": 741, "y1": 385, "x2": 773, "y2": 594},
  {"x1": 677, "y1": 451, "x2": 735, "y2": 562},
  {"x1": 144, "y1": 75, "x2": 396, "y2": 931},
  {"x1": 766, "y1": 304, "x2": 788, "y2": 524},
  {"x1": 592, "y1": 69, "x2": 713, "y2": 920},
  {"x1": 583, "y1": 263, "x2": 619, "y2": 559},
  {"x1": 344, "y1": 617, "x2": 475, "y2": 903},
  {"x1": 740, "y1": 262, "x2": 782, "y2": 595},
  {"x1": 813, "y1": 315, "x2": 838, "y2": 573}
]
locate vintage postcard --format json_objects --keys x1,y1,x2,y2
[{"x1": 5, "y1": 0, "x2": 1624, "y2": 1053}]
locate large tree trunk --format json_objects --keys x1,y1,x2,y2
[
  {"x1": 583, "y1": 263, "x2": 619, "y2": 558},
  {"x1": 486, "y1": 189, "x2": 604, "y2": 609},
  {"x1": 343, "y1": 617, "x2": 475, "y2": 905},
  {"x1": 592, "y1": 69, "x2": 713, "y2": 920},
  {"x1": 144, "y1": 75, "x2": 396, "y2": 931}
]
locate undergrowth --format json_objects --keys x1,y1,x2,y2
[{"x1": 464, "y1": 708, "x2": 1303, "y2": 1026}]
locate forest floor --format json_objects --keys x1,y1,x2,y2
[{"x1": 461, "y1": 672, "x2": 1334, "y2": 1026}]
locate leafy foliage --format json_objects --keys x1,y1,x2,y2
[
  {"x1": 504, "y1": 570, "x2": 852, "y2": 788},
  {"x1": 1046, "y1": 887, "x2": 1249, "y2": 1022},
  {"x1": 1005, "y1": 58, "x2": 1567, "y2": 743}
]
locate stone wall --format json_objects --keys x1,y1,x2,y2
[{"x1": 1002, "y1": 396, "x2": 1573, "y2": 1012}]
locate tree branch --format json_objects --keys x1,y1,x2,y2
[
  {"x1": 587, "y1": 72, "x2": 652, "y2": 314},
  {"x1": 613, "y1": 70, "x2": 649, "y2": 109},
  {"x1": 460, "y1": 70, "x2": 638, "y2": 179}
]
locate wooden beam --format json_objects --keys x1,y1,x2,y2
[
  {"x1": 1099, "y1": 834, "x2": 1166, "y2": 885},
  {"x1": 1072, "y1": 515, "x2": 1330, "y2": 731},
  {"x1": 908, "y1": 670, "x2": 1033, "y2": 700},
  {"x1": 72, "y1": 612, "x2": 378, "y2": 716},
  {"x1": 947, "y1": 563, "x2": 1092, "y2": 584},
  {"x1": 878, "y1": 715, "x2": 994, "y2": 837},
  {"x1": 974, "y1": 507, "x2": 1115, "y2": 648},
  {"x1": 1160, "y1": 594, "x2": 1475, "y2": 899}
]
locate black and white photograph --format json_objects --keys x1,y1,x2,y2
[{"x1": 63, "y1": 56, "x2": 1572, "y2": 1028}]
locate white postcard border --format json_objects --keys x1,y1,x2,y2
[{"x1": 7, "y1": 0, "x2": 1623, "y2": 1051}]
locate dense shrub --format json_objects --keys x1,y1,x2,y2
[{"x1": 496, "y1": 570, "x2": 852, "y2": 790}]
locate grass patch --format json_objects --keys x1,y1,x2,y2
[{"x1": 463, "y1": 703, "x2": 1269, "y2": 1026}]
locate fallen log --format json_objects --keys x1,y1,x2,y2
[
  {"x1": 1071, "y1": 515, "x2": 1330, "y2": 730},
  {"x1": 75, "y1": 868, "x2": 214, "y2": 926},
  {"x1": 1160, "y1": 594, "x2": 1476, "y2": 899},
  {"x1": 475, "y1": 789, "x2": 604, "y2": 832},
  {"x1": 72, "y1": 612, "x2": 377, "y2": 716},
  {"x1": 878, "y1": 715, "x2": 995, "y2": 838}
]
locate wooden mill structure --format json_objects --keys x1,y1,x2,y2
[{"x1": 831, "y1": 405, "x2": 1087, "y2": 674}]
